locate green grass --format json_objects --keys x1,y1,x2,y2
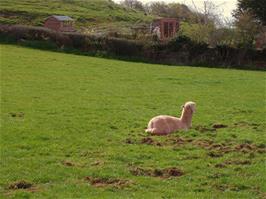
[
  {"x1": 1, "y1": 44, "x2": 266, "y2": 199},
  {"x1": 0, "y1": 0, "x2": 152, "y2": 32}
]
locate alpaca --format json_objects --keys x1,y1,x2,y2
[{"x1": 145, "y1": 101, "x2": 196, "y2": 135}]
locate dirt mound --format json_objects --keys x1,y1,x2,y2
[
  {"x1": 234, "y1": 121, "x2": 259, "y2": 127},
  {"x1": 207, "y1": 151, "x2": 224, "y2": 158},
  {"x1": 215, "y1": 163, "x2": 227, "y2": 168},
  {"x1": 9, "y1": 112, "x2": 24, "y2": 118},
  {"x1": 212, "y1": 124, "x2": 228, "y2": 129},
  {"x1": 214, "y1": 183, "x2": 249, "y2": 192},
  {"x1": 62, "y1": 160, "x2": 75, "y2": 167},
  {"x1": 215, "y1": 159, "x2": 251, "y2": 168},
  {"x1": 168, "y1": 137, "x2": 187, "y2": 145},
  {"x1": 8, "y1": 180, "x2": 32, "y2": 189},
  {"x1": 225, "y1": 160, "x2": 251, "y2": 165},
  {"x1": 125, "y1": 138, "x2": 135, "y2": 144},
  {"x1": 194, "y1": 125, "x2": 216, "y2": 132},
  {"x1": 85, "y1": 177, "x2": 131, "y2": 188},
  {"x1": 141, "y1": 137, "x2": 162, "y2": 146},
  {"x1": 130, "y1": 167, "x2": 184, "y2": 178}
]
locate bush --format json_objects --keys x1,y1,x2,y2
[{"x1": 0, "y1": 25, "x2": 264, "y2": 70}]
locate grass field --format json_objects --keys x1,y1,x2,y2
[
  {"x1": 1, "y1": 44, "x2": 266, "y2": 199},
  {"x1": 0, "y1": 0, "x2": 151, "y2": 33}
]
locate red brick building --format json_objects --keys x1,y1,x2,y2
[
  {"x1": 151, "y1": 18, "x2": 179, "y2": 40},
  {"x1": 44, "y1": 15, "x2": 75, "y2": 32}
]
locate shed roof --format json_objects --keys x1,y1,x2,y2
[
  {"x1": 50, "y1": 15, "x2": 74, "y2": 21},
  {"x1": 153, "y1": 18, "x2": 178, "y2": 22}
]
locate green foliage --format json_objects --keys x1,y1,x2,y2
[
  {"x1": 234, "y1": 0, "x2": 266, "y2": 25},
  {"x1": 0, "y1": 0, "x2": 152, "y2": 31},
  {"x1": 179, "y1": 22, "x2": 216, "y2": 44},
  {"x1": 1, "y1": 25, "x2": 263, "y2": 69},
  {"x1": 234, "y1": 12, "x2": 261, "y2": 48},
  {"x1": 1, "y1": 44, "x2": 266, "y2": 198}
]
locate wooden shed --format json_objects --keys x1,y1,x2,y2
[
  {"x1": 44, "y1": 15, "x2": 75, "y2": 32},
  {"x1": 151, "y1": 18, "x2": 179, "y2": 40}
]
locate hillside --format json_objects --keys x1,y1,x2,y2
[
  {"x1": 1, "y1": 44, "x2": 266, "y2": 198},
  {"x1": 0, "y1": 0, "x2": 153, "y2": 33}
]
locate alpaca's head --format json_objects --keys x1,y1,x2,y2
[{"x1": 182, "y1": 101, "x2": 196, "y2": 114}]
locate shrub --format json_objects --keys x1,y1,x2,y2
[{"x1": 0, "y1": 25, "x2": 264, "y2": 70}]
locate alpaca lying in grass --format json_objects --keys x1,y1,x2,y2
[{"x1": 145, "y1": 101, "x2": 196, "y2": 135}]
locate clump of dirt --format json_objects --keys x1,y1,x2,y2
[
  {"x1": 9, "y1": 112, "x2": 24, "y2": 118},
  {"x1": 62, "y1": 160, "x2": 75, "y2": 167},
  {"x1": 194, "y1": 125, "x2": 216, "y2": 133},
  {"x1": 85, "y1": 176, "x2": 131, "y2": 188},
  {"x1": 168, "y1": 137, "x2": 187, "y2": 145},
  {"x1": 8, "y1": 180, "x2": 32, "y2": 190},
  {"x1": 234, "y1": 121, "x2": 259, "y2": 127},
  {"x1": 141, "y1": 137, "x2": 162, "y2": 146},
  {"x1": 214, "y1": 183, "x2": 249, "y2": 192},
  {"x1": 209, "y1": 143, "x2": 232, "y2": 154},
  {"x1": 234, "y1": 122, "x2": 262, "y2": 131},
  {"x1": 225, "y1": 160, "x2": 251, "y2": 165},
  {"x1": 257, "y1": 143, "x2": 266, "y2": 149},
  {"x1": 208, "y1": 151, "x2": 224, "y2": 158},
  {"x1": 215, "y1": 159, "x2": 251, "y2": 168},
  {"x1": 193, "y1": 139, "x2": 214, "y2": 148},
  {"x1": 130, "y1": 167, "x2": 184, "y2": 178},
  {"x1": 212, "y1": 124, "x2": 228, "y2": 129},
  {"x1": 91, "y1": 160, "x2": 103, "y2": 166},
  {"x1": 125, "y1": 138, "x2": 135, "y2": 144},
  {"x1": 235, "y1": 143, "x2": 266, "y2": 153},
  {"x1": 234, "y1": 143, "x2": 256, "y2": 153},
  {"x1": 215, "y1": 163, "x2": 227, "y2": 168}
]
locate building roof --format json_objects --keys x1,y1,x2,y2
[
  {"x1": 153, "y1": 18, "x2": 178, "y2": 22},
  {"x1": 51, "y1": 15, "x2": 74, "y2": 21}
]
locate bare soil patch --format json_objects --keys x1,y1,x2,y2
[
  {"x1": 214, "y1": 183, "x2": 249, "y2": 192},
  {"x1": 233, "y1": 122, "x2": 262, "y2": 131},
  {"x1": 141, "y1": 137, "x2": 162, "y2": 146},
  {"x1": 62, "y1": 160, "x2": 75, "y2": 167},
  {"x1": 215, "y1": 159, "x2": 251, "y2": 168},
  {"x1": 130, "y1": 167, "x2": 184, "y2": 178},
  {"x1": 9, "y1": 112, "x2": 24, "y2": 118},
  {"x1": 125, "y1": 138, "x2": 135, "y2": 144},
  {"x1": 85, "y1": 176, "x2": 131, "y2": 188},
  {"x1": 194, "y1": 125, "x2": 216, "y2": 132},
  {"x1": 207, "y1": 151, "x2": 224, "y2": 158},
  {"x1": 212, "y1": 124, "x2": 228, "y2": 129},
  {"x1": 8, "y1": 180, "x2": 32, "y2": 190},
  {"x1": 91, "y1": 160, "x2": 104, "y2": 166},
  {"x1": 234, "y1": 143, "x2": 265, "y2": 153},
  {"x1": 127, "y1": 133, "x2": 265, "y2": 157}
]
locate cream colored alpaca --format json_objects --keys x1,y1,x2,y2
[{"x1": 145, "y1": 101, "x2": 196, "y2": 135}]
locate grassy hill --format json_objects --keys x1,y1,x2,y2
[
  {"x1": 1, "y1": 44, "x2": 265, "y2": 198},
  {"x1": 0, "y1": 0, "x2": 152, "y2": 33}
]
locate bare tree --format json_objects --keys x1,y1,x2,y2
[{"x1": 120, "y1": 0, "x2": 145, "y2": 12}]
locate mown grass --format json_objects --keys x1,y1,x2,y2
[
  {"x1": 0, "y1": 0, "x2": 152, "y2": 32},
  {"x1": 1, "y1": 44, "x2": 266, "y2": 198}
]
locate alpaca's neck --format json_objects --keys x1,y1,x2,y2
[{"x1": 180, "y1": 109, "x2": 193, "y2": 127}]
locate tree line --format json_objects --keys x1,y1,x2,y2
[{"x1": 118, "y1": 0, "x2": 265, "y2": 49}]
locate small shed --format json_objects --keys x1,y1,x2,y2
[
  {"x1": 151, "y1": 18, "x2": 179, "y2": 40},
  {"x1": 44, "y1": 15, "x2": 75, "y2": 32}
]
